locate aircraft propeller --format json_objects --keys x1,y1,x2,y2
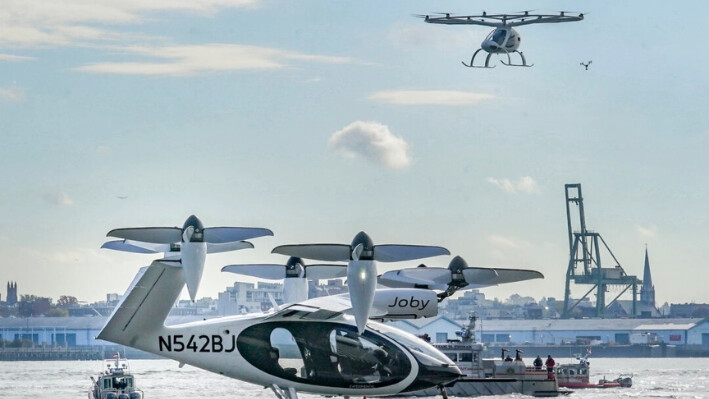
[
  {"x1": 378, "y1": 255, "x2": 544, "y2": 300},
  {"x1": 272, "y1": 231, "x2": 449, "y2": 333},
  {"x1": 103, "y1": 215, "x2": 272, "y2": 301},
  {"x1": 222, "y1": 257, "x2": 347, "y2": 304}
]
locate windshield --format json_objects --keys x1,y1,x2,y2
[
  {"x1": 368, "y1": 321, "x2": 455, "y2": 367},
  {"x1": 488, "y1": 29, "x2": 507, "y2": 45}
]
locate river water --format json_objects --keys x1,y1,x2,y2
[{"x1": 1, "y1": 357, "x2": 707, "y2": 399}]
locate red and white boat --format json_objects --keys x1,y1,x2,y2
[{"x1": 556, "y1": 354, "x2": 632, "y2": 389}]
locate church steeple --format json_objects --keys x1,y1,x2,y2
[{"x1": 640, "y1": 247, "x2": 655, "y2": 307}]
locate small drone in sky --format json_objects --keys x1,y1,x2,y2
[
  {"x1": 581, "y1": 60, "x2": 592, "y2": 70},
  {"x1": 419, "y1": 11, "x2": 584, "y2": 68}
]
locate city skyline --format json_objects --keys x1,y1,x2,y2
[{"x1": 0, "y1": 1, "x2": 707, "y2": 305}]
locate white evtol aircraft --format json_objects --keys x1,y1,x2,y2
[
  {"x1": 101, "y1": 215, "x2": 273, "y2": 301},
  {"x1": 419, "y1": 11, "x2": 584, "y2": 68},
  {"x1": 98, "y1": 229, "x2": 463, "y2": 399}
]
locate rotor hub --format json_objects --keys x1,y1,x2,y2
[
  {"x1": 182, "y1": 215, "x2": 205, "y2": 242},
  {"x1": 351, "y1": 231, "x2": 374, "y2": 260}
]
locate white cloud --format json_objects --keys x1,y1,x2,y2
[
  {"x1": 75, "y1": 44, "x2": 353, "y2": 75},
  {"x1": 0, "y1": 1, "x2": 259, "y2": 47},
  {"x1": 44, "y1": 190, "x2": 74, "y2": 206},
  {"x1": 0, "y1": 86, "x2": 26, "y2": 102},
  {"x1": 328, "y1": 121, "x2": 411, "y2": 170},
  {"x1": 368, "y1": 90, "x2": 493, "y2": 106},
  {"x1": 0, "y1": 53, "x2": 34, "y2": 61},
  {"x1": 486, "y1": 176, "x2": 539, "y2": 194},
  {"x1": 637, "y1": 225, "x2": 657, "y2": 238}
]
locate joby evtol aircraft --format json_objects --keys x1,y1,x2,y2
[
  {"x1": 419, "y1": 11, "x2": 584, "y2": 68},
  {"x1": 98, "y1": 224, "x2": 543, "y2": 399}
]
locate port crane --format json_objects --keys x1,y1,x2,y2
[{"x1": 562, "y1": 184, "x2": 642, "y2": 318}]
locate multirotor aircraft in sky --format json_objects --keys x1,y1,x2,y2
[
  {"x1": 101, "y1": 215, "x2": 273, "y2": 301},
  {"x1": 98, "y1": 228, "x2": 462, "y2": 399},
  {"x1": 419, "y1": 11, "x2": 584, "y2": 68}
]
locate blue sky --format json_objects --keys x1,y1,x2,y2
[{"x1": 1, "y1": 0, "x2": 706, "y2": 306}]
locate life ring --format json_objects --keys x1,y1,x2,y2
[{"x1": 506, "y1": 367, "x2": 515, "y2": 375}]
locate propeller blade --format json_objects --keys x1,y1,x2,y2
[
  {"x1": 378, "y1": 267, "x2": 452, "y2": 290},
  {"x1": 305, "y1": 265, "x2": 348, "y2": 279},
  {"x1": 272, "y1": 244, "x2": 352, "y2": 261},
  {"x1": 101, "y1": 240, "x2": 162, "y2": 254},
  {"x1": 206, "y1": 241, "x2": 254, "y2": 254},
  {"x1": 221, "y1": 265, "x2": 286, "y2": 280},
  {"x1": 486, "y1": 268, "x2": 544, "y2": 284},
  {"x1": 462, "y1": 268, "x2": 500, "y2": 284},
  {"x1": 373, "y1": 245, "x2": 450, "y2": 262},
  {"x1": 347, "y1": 261, "x2": 377, "y2": 334},
  {"x1": 203, "y1": 227, "x2": 273, "y2": 243},
  {"x1": 107, "y1": 227, "x2": 181, "y2": 244}
]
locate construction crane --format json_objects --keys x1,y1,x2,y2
[{"x1": 562, "y1": 184, "x2": 642, "y2": 318}]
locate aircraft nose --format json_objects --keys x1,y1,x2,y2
[
  {"x1": 404, "y1": 362, "x2": 462, "y2": 393},
  {"x1": 482, "y1": 40, "x2": 498, "y2": 52}
]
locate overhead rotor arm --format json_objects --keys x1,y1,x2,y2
[{"x1": 421, "y1": 12, "x2": 583, "y2": 27}]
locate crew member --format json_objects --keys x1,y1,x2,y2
[
  {"x1": 533, "y1": 355, "x2": 543, "y2": 370},
  {"x1": 545, "y1": 355, "x2": 556, "y2": 379}
]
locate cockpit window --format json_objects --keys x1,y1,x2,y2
[
  {"x1": 368, "y1": 321, "x2": 455, "y2": 367},
  {"x1": 237, "y1": 322, "x2": 411, "y2": 388},
  {"x1": 490, "y1": 29, "x2": 507, "y2": 45}
]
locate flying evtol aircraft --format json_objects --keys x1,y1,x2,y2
[
  {"x1": 419, "y1": 11, "x2": 584, "y2": 68},
  {"x1": 98, "y1": 228, "x2": 464, "y2": 399},
  {"x1": 101, "y1": 215, "x2": 273, "y2": 301}
]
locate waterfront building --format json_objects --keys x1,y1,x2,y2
[{"x1": 391, "y1": 316, "x2": 709, "y2": 347}]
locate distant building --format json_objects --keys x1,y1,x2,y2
[
  {"x1": 217, "y1": 281, "x2": 284, "y2": 316},
  {"x1": 670, "y1": 303, "x2": 709, "y2": 318},
  {"x1": 390, "y1": 316, "x2": 709, "y2": 347},
  {"x1": 640, "y1": 248, "x2": 656, "y2": 308},
  {"x1": 6, "y1": 282, "x2": 17, "y2": 305}
]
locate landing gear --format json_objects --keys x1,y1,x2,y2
[
  {"x1": 462, "y1": 49, "x2": 495, "y2": 68},
  {"x1": 439, "y1": 385, "x2": 449, "y2": 399},
  {"x1": 462, "y1": 48, "x2": 533, "y2": 68},
  {"x1": 500, "y1": 51, "x2": 533, "y2": 67},
  {"x1": 270, "y1": 384, "x2": 299, "y2": 399}
]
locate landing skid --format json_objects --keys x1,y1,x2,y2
[
  {"x1": 462, "y1": 48, "x2": 533, "y2": 68},
  {"x1": 462, "y1": 49, "x2": 495, "y2": 68},
  {"x1": 500, "y1": 51, "x2": 533, "y2": 67}
]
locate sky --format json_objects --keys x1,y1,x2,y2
[{"x1": 0, "y1": 0, "x2": 706, "y2": 307}]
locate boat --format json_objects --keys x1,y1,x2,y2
[
  {"x1": 403, "y1": 315, "x2": 562, "y2": 398},
  {"x1": 88, "y1": 353, "x2": 144, "y2": 399},
  {"x1": 556, "y1": 353, "x2": 632, "y2": 389}
]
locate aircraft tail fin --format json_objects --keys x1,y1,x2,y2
[{"x1": 97, "y1": 260, "x2": 184, "y2": 348}]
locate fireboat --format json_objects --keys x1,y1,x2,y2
[
  {"x1": 556, "y1": 353, "x2": 632, "y2": 389},
  {"x1": 406, "y1": 314, "x2": 562, "y2": 397}
]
